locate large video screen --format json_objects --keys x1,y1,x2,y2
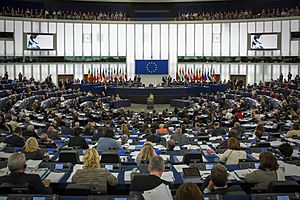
[
  {"x1": 249, "y1": 33, "x2": 279, "y2": 50},
  {"x1": 26, "y1": 34, "x2": 55, "y2": 50}
]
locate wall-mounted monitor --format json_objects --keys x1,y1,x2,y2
[
  {"x1": 248, "y1": 33, "x2": 281, "y2": 50},
  {"x1": 0, "y1": 32, "x2": 14, "y2": 41},
  {"x1": 24, "y1": 33, "x2": 56, "y2": 50}
]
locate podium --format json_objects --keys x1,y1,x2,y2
[{"x1": 147, "y1": 98, "x2": 154, "y2": 110}]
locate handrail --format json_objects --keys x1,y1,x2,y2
[{"x1": 0, "y1": 16, "x2": 299, "y2": 24}]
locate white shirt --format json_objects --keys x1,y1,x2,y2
[{"x1": 220, "y1": 149, "x2": 247, "y2": 165}]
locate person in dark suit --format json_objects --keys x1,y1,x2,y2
[
  {"x1": 130, "y1": 156, "x2": 172, "y2": 193},
  {"x1": 202, "y1": 164, "x2": 246, "y2": 195},
  {"x1": 39, "y1": 133, "x2": 57, "y2": 149},
  {"x1": 22, "y1": 125, "x2": 39, "y2": 140},
  {"x1": 0, "y1": 153, "x2": 51, "y2": 194},
  {"x1": 4, "y1": 127, "x2": 25, "y2": 147},
  {"x1": 211, "y1": 122, "x2": 226, "y2": 136},
  {"x1": 68, "y1": 128, "x2": 88, "y2": 149},
  {"x1": 278, "y1": 143, "x2": 300, "y2": 166},
  {"x1": 61, "y1": 122, "x2": 74, "y2": 135},
  {"x1": 145, "y1": 128, "x2": 160, "y2": 143},
  {"x1": 231, "y1": 122, "x2": 244, "y2": 139}
]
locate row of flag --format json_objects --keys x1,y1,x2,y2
[
  {"x1": 87, "y1": 65, "x2": 127, "y2": 82},
  {"x1": 176, "y1": 66, "x2": 217, "y2": 82}
]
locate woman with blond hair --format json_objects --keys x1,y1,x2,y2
[
  {"x1": 121, "y1": 123, "x2": 130, "y2": 135},
  {"x1": 22, "y1": 137, "x2": 49, "y2": 160},
  {"x1": 72, "y1": 148, "x2": 118, "y2": 192},
  {"x1": 136, "y1": 142, "x2": 157, "y2": 164}
]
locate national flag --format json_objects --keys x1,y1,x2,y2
[
  {"x1": 93, "y1": 68, "x2": 97, "y2": 82},
  {"x1": 198, "y1": 67, "x2": 202, "y2": 81},
  {"x1": 88, "y1": 68, "x2": 92, "y2": 81},
  {"x1": 99, "y1": 68, "x2": 102, "y2": 82},
  {"x1": 203, "y1": 68, "x2": 207, "y2": 81},
  {"x1": 176, "y1": 68, "x2": 180, "y2": 81},
  {"x1": 105, "y1": 68, "x2": 108, "y2": 81},
  {"x1": 207, "y1": 70, "x2": 211, "y2": 81}
]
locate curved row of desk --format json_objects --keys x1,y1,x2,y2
[{"x1": 74, "y1": 84, "x2": 230, "y2": 104}]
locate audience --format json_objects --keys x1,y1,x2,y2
[
  {"x1": 175, "y1": 183, "x2": 204, "y2": 200},
  {"x1": 68, "y1": 128, "x2": 89, "y2": 149},
  {"x1": 203, "y1": 164, "x2": 245, "y2": 195},
  {"x1": 0, "y1": 153, "x2": 51, "y2": 194},
  {"x1": 96, "y1": 129, "x2": 120, "y2": 153},
  {"x1": 136, "y1": 142, "x2": 157, "y2": 164},
  {"x1": 130, "y1": 156, "x2": 172, "y2": 192},
  {"x1": 245, "y1": 152, "x2": 285, "y2": 190},
  {"x1": 170, "y1": 127, "x2": 188, "y2": 146},
  {"x1": 220, "y1": 137, "x2": 247, "y2": 164},
  {"x1": 72, "y1": 148, "x2": 118, "y2": 192},
  {"x1": 284, "y1": 123, "x2": 300, "y2": 138},
  {"x1": 22, "y1": 137, "x2": 49, "y2": 160},
  {"x1": 178, "y1": 7, "x2": 300, "y2": 21},
  {"x1": 4, "y1": 127, "x2": 25, "y2": 147},
  {"x1": 0, "y1": 7, "x2": 127, "y2": 21}
]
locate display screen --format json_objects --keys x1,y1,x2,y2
[
  {"x1": 206, "y1": 164, "x2": 213, "y2": 170},
  {"x1": 55, "y1": 164, "x2": 64, "y2": 170},
  {"x1": 26, "y1": 34, "x2": 55, "y2": 50},
  {"x1": 114, "y1": 198, "x2": 127, "y2": 200},
  {"x1": 250, "y1": 34, "x2": 279, "y2": 50},
  {"x1": 33, "y1": 197, "x2": 46, "y2": 200},
  {"x1": 105, "y1": 165, "x2": 113, "y2": 171},
  {"x1": 277, "y1": 196, "x2": 289, "y2": 200}
]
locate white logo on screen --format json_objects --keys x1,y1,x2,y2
[{"x1": 28, "y1": 34, "x2": 40, "y2": 49}]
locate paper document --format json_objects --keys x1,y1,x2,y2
[
  {"x1": 234, "y1": 169, "x2": 252, "y2": 179},
  {"x1": 161, "y1": 171, "x2": 174, "y2": 182},
  {"x1": 67, "y1": 164, "x2": 83, "y2": 182},
  {"x1": 173, "y1": 164, "x2": 189, "y2": 173},
  {"x1": 46, "y1": 172, "x2": 65, "y2": 183}
]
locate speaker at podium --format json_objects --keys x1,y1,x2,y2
[{"x1": 147, "y1": 93, "x2": 155, "y2": 109}]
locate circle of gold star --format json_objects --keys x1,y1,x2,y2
[{"x1": 146, "y1": 62, "x2": 158, "y2": 73}]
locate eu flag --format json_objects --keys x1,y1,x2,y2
[{"x1": 135, "y1": 60, "x2": 168, "y2": 75}]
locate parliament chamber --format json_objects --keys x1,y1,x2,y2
[{"x1": 0, "y1": 0, "x2": 300, "y2": 200}]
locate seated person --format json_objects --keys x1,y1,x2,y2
[
  {"x1": 211, "y1": 122, "x2": 226, "y2": 136},
  {"x1": 157, "y1": 124, "x2": 168, "y2": 135},
  {"x1": 22, "y1": 137, "x2": 49, "y2": 160},
  {"x1": 130, "y1": 156, "x2": 172, "y2": 192},
  {"x1": 0, "y1": 113, "x2": 11, "y2": 132},
  {"x1": 166, "y1": 139, "x2": 176, "y2": 151},
  {"x1": 254, "y1": 124, "x2": 265, "y2": 141},
  {"x1": 121, "y1": 123, "x2": 130, "y2": 135},
  {"x1": 278, "y1": 143, "x2": 300, "y2": 166},
  {"x1": 245, "y1": 152, "x2": 285, "y2": 190},
  {"x1": 68, "y1": 128, "x2": 89, "y2": 149},
  {"x1": 91, "y1": 127, "x2": 104, "y2": 142},
  {"x1": 4, "y1": 127, "x2": 25, "y2": 147},
  {"x1": 96, "y1": 129, "x2": 120, "y2": 153},
  {"x1": 202, "y1": 164, "x2": 245, "y2": 195},
  {"x1": 170, "y1": 128, "x2": 188, "y2": 146},
  {"x1": 231, "y1": 122, "x2": 244, "y2": 139},
  {"x1": 175, "y1": 183, "x2": 204, "y2": 200},
  {"x1": 83, "y1": 122, "x2": 95, "y2": 136},
  {"x1": 46, "y1": 126, "x2": 60, "y2": 140},
  {"x1": 284, "y1": 123, "x2": 300, "y2": 138},
  {"x1": 136, "y1": 142, "x2": 157, "y2": 164},
  {"x1": 145, "y1": 128, "x2": 160, "y2": 143},
  {"x1": 219, "y1": 137, "x2": 246, "y2": 164},
  {"x1": 22, "y1": 125, "x2": 39, "y2": 140},
  {"x1": 0, "y1": 153, "x2": 51, "y2": 194},
  {"x1": 217, "y1": 131, "x2": 237, "y2": 149},
  {"x1": 72, "y1": 148, "x2": 118, "y2": 192},
  {"x1": 61, "y1": 122, "x2": 74, "y2": 135},
  {"x1": 39, "y1": 133, "x2": 57, "y2": 148}
]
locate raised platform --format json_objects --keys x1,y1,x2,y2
[{"x1": 73, "y1": 84, "x2": 230, "y2": 104}]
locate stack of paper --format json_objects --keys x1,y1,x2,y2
[
  {"x1": 46, "y1": 172, "x2": 65, "y2": 183},
  {"x1": 26, "y1": 160, "x2": 42, "y2": 173},
  {"x1": 161, "y1": 171, "x2": 174, "y2": 182}
]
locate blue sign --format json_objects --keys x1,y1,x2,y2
[{"x1": 135, "y1": 60, "x2": 168, "y2": 75}]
